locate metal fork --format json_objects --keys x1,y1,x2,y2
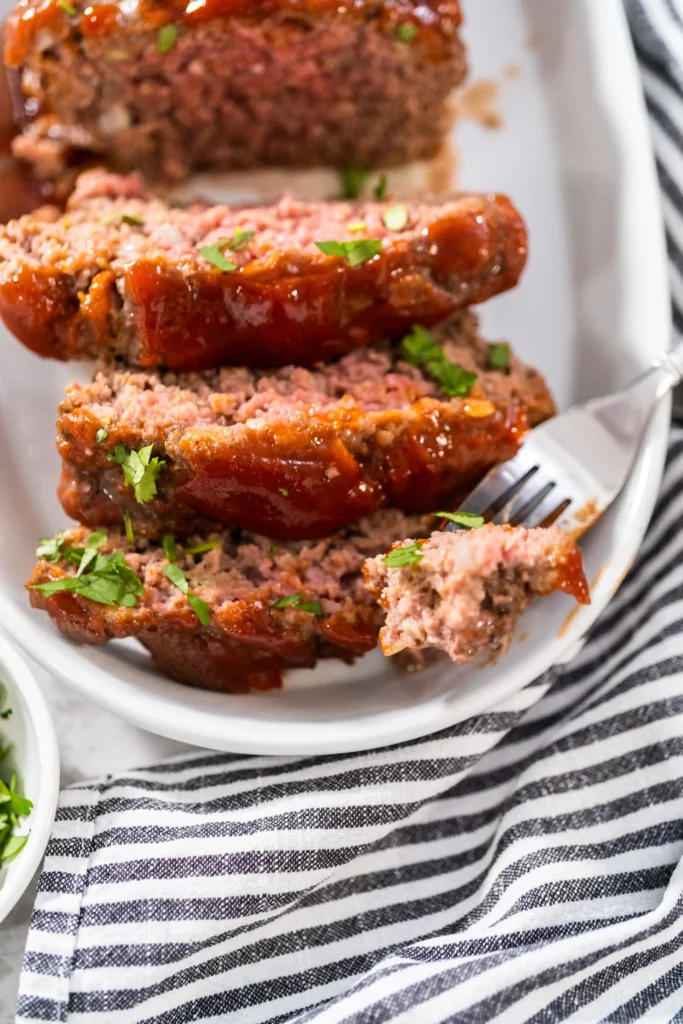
[{"x1": 446, "y1": 340, "x2": 683, "y2": 536}]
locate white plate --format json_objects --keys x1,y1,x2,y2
[
  {"x1": 0, "y1": 634, "x2": 60, "y2": 924},
  {"x1": 0, "y1": 0, "x2": 671, "y2": 755}
]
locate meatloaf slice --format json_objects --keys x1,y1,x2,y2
[
  {"x1": 27, "y1": 510, "x2": 433, "y2": 693},
  {"x1": 0, "y1": 170, "x2": 528, "y2": 371},
  {"x1": 57, "y1": 313, "x2": 555, "y2": 541},
  {"x1": 5, "y1": 1, "x2": 465, "y2": 188},
  {"x1": 362, "y1": 524, "x2": 590, "y2": 660}
]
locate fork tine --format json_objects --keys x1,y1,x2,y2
[
  {"x1": 490, "y1": 475, "x2": 556, "y2": 526},
  {"x1": 456, "y1": 451, "x2": 540, "y2": 519},
  {"x1": 519, "y1": 489, "x2": 572, "y2": 529}
]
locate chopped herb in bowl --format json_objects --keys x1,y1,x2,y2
[{"x1": 0, "y1": 686, "x2": 32, "y2": 867}]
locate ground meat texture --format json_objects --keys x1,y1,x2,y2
[
  {"x1": 5, "y1": 0, "x2": 465, "y2": 188},
  {"x1": 56, "y1": 312, "x2": 555, "y2": 541},
  {"x1": 362, "y1": 524, "x2": 590, "y2": 661},
  {"x1": 27, "y1": 510, "x2": 432, "y2": 692},
  {"x1": 0, "y1": 170, "x2": 528, "y2": 371}
]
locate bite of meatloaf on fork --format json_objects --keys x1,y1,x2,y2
[
  {"x1": 363, "y1": 524, "x2": 590, "y2": 661},
  {"x1": 0, "y1": 170, "x2": 528, "y2": 370}
]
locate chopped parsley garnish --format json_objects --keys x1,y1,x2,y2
[
  {"x1": 435, "y1": 512, "x2": 485, "y2": 529},
  {"x1": 382, "y1": 204, "x2": 408, "y2": 231},
  {"x1": 0, "y1": 723, "x2": 33, "y2": 863},
  {"x1": 184, "y1": 540, "x2": 220, "y2": 556},
  {"x1": 30, "y1": 548, "x2": 144, "y2": 608},
  {"x1": 0, "y1": 709, "x2": 11, "y2": 721},
  {"x1": 341, "y1": 166, "x2": 369, "y2": 200},
  {"x1": 198, "y1": 241, "x2": 237, "y2": 272},
  {"x1": 108, "y1": 444, "x2": 165, "y2": 504},
  {"x1": 382, "y1": 541, "x2": 424, "y2": 567},
  {"x1": 123, "y1": 509, "x2": 135, "y2": 544},
  {"x1": 278, "y1": 487, "x2": 289, "y2": 496},
  {"x1": 315, "y1": 239, "x2": 382, "y2": 267},
  {"x1": 271, "y1": 594, "x2": 324, "y2": 616},
  {"x1": 162, "y1": 564, "x2": 211, "y2": 625},
  {"x1": 162, "y1": 534, "x2": 177, "y2": 562},
  {"x1": 158, "y1": 24, "x2": 178, "y2": 54},
  {"x1": 270, "y1": 544, "x2": 279, "y2": 555},
  {"x1": 226, "y1": 228, "x2": 256, "y2": 252},
  {"x1": 57, "y1": 0, "x2": 77, "y2": 14},
  {"x1": 121, "y1": 213, "x2": 144, "y2": 227},
  {"x1": 374, "y1": 174, "x2": 388, "y2": 200},
  {"x1": 401, "y1": 324, "x2": 477, "y2": 398},
  {"x1": 489, "y1": 342, "x2": 511, "y2": 371},
  {"x1": 36, "y1": 533, "x2": 68, "y2": 563},
  {"x1": 95, "y1": 428, "x2": 108, "y2": 444},
  {"x1": 98, "y1": 212, "x2": 143, "y2": 228},
  {"x1": 76, "y1": 530, "x2": 108, "y2": 576},
  {"x1": 396, "y1": 22, "x2": 417, "y2": 43}
]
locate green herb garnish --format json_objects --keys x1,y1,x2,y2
[
  {"x1": 401, "y1": 324, "x2": 477, "y2": 398},
  {"x1": 123, "y1": 509, "x2": 135, "y2": 545},
  {"x1": 76, "y1": 530, "x2": 108, "y2": 576},
  {"x1": 382, "y1": 204, "x2": 408, "y2": 231},
  {"x1": 435, "y1": 512, "x2": 485, "y2": 529},
  {"x1": 374, "y1": 174, "x2": 388, "y2": 201},
  {"x1": 158, "y1": 24, "x2": 178, "y2": 54},
  {"x1": 184, "y1": 540, "x2": 221, "y2": 556},
  {"x1": 162, "y1": 564, "x2": 211, "y2": 625},
  {"x1": 162, "y1": 534, "x2": 177, "y2": 562},
  {"x1": 36, "y1": 533, "x2": 67, "y2": 563},
  {"x1": 278, "y1": 487, "x2": 289, "y2": 496},
  {"x1": 0, "y1": 709, "x2": 11, "y2": 721},
  {"x1": 315, "y1": 239, "x2": 382, "y2": 267},
  {"x1": 396, "y1": 22, "x2": 417, "y2": 43},
  {"x1": 30, "y1": 548, "x2": 144, "y2": 608},
  {"x1": 271, "y1": 594, "x2": 324, "y2": 616},
  {"x1": 270, "y1": 544, "x2": 279, "y2": 554},
  {"x1": 0, "y1": 729, "x2": 32, "y2": 864},
  {"x1": 382, "y1": 541, "x2": 424, "y2": 567},
  {"x1": 57, "y1": 0, "x2": 77, "y2": 14},
  {"x1": 108, "y1": 444, "x2": 165, "y2": 504},
  {"x1": 488, "y1": 342, "x2": 511, "y2": 371},
  {"x1": 341, "y1": 166, "x2": 369, "y2": 200},
  {"x1": 226, "y1": 228, "x2": 256, "y2": 252},
  {"x1": 95, "y1": 428, "x2": 108, "y2": 444},
  {"x1": 121, "y1": 213, "x2": 144, "y2": 227},
  {"x1": 198, "y1": 242, "x2": 237, "y2": 272}
]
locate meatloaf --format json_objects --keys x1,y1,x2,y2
[
  {"x1": 0, "y1": 170, "x2": 528, "y2": 370},
  {"x1": 27, "y1": 510, "x2": 433, "y2": 693},
  {"x1": 363, "y1": 524, "x2": 590, "y2": 660},
  {"x1": 5, "y1": 0, "x2": 465, "y2": 188},
  {"x1": 56, "y1": 313, "x2": 555, "y2": 541}
]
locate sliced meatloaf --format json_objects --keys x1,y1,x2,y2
[
  {"x1": 5, "y1": 0, "x2": 465, "y2": 188},
  {"x1": 56, "y1": 313, "x2": 555, "y2": 541},
  {"x1": 363, "y1": 524, "x2": 590, "y2": 660},
  {"x1": 0, "y1": 170, "x2": 528, "y2": 370},
  {"x1": 27, "y1": 510, "x2": 433, "y2": 693}
]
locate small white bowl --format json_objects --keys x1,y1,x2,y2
[{"x1": 0, "y1": 632, "x2": 60, "y2": 924}]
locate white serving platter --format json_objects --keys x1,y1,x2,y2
[{"x1": 0, "y1": 0, "x2": 671, "y2": 754}]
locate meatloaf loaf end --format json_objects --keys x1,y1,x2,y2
[
  {"x1": 0, "y1": 170, "x2": 528, "y2": 370},
  {"x1": 27, "y1": 510, "x2": 432, "y2": 693},
  {"x1": 362, "y1": 524, "x2": 590, "y2": 661},
  {"x1": 5, "y1": 0, "x2": 465, "y2": 187},
  {"x1": 57, "y1": 312, "x2": 555, "y2": 541}
]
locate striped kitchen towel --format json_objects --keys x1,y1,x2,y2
[{"x1": 16, "y1": 2, "x2": 683, "y2": 1021}]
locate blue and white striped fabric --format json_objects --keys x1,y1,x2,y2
[{"x1": 16, "y1": 2, "x2": 683, "y2": 1021}]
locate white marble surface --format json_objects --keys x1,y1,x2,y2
[{"x1": 0, "y1": 657, "x2": 193, "y2": 1021}]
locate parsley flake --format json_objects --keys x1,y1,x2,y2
[
  {"x1": 382, "y1": 542, "x2": 424, "y2": 568},
  {"x1": 396, "y1": 22, "x2": 417, "y2": 43},
  {"x1": 95, "y1": 428, "x2": 108, "y2": 444},
  {"x1": 401, "y1": 325, "x2": 477, "y2": 398},
  {"x1": 108, "y1": 444, "x2": 165, "y2": 504},
  {"x1": 123, "y1": 509, "x2": 135, "y2": 544},
  {"x1": 315, "y1": 239, "x2": 382, "y2": 267},
  {"x1": 382, "y1": 204, "x2": 408, "y2": 232},
  {"x1": 0, "y1": 709, "x2": 11, "y2": 721},
  {"x1": 162, "y1": 564, "x2": 211, "y2": 625},
  {"x1": 184, "y1": 540, "x2": 221, "y2": 556},
  {"x1": 270, "y1": 544, "x2": 279, "y2": 555},
  {"x1": 340, "y1": 166, "x2": 369, "y2": 200},
  {"x1": 489, "y1": 342, "x2": 511, "y2": 371},
  {"x1": 57, "y1": 0, "x2": 77, "y2": 14},
  {"x1": 278, "y1": 487, "x2": 289, "y2": 496},
  {"x1": 374, "y1": 174, "x2": 388, "y2": 201},
  {"x1": 162, "y1": 534, "x2": 178, "y2": 562},
  {"x1": 226, "y1": 228, "x2": 256, "y2": 252},
  {"x1": 158, "y1": 24, "x2": 178, "y2": 54},
  {"x1": 30, "y1": 548, "x2": 144, "y2": 608},
  {"x1": 198, "y1": 242, "x2": 237, "y2": 272},
  {"x1": 121, "y1": 213, "x2": 144, "y2": 227},
  {"x1": 271, "y1": 594, "x2": 324, "y2": 616},
  {"x1": 435, "y1": 512, "x2": 485, "y2": 529},
  {"x1": 36, "y1": 533, "x2": 67, "y2": 563}
]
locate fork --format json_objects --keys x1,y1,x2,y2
[{"x1": 446, "y1": 340, "x2": 683, "y2": 536}]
